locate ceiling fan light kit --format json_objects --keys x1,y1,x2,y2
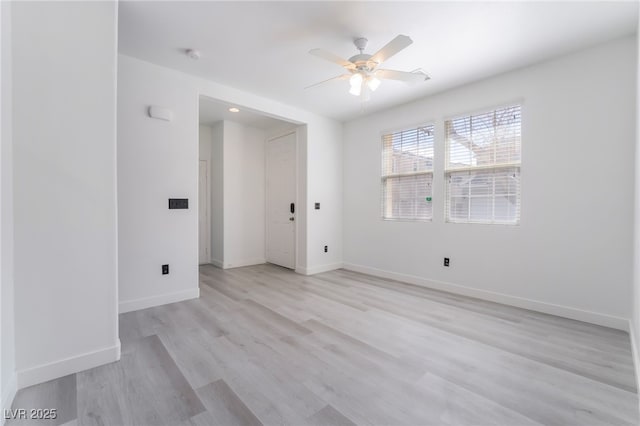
[
  {"x1": 308, "y1": 34, "x2": 429, "y2": 102},
  {"x1": 349, "y1": 73, "x2": 363, "y2": 95}
]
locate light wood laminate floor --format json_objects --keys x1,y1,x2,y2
[{"x1": 9, "y1": 264, "x2": 639, "y2": 425}]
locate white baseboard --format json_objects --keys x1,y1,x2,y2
[
  {"x1": 16, "y1": 340, "x2": 121, "y2": 390},
  {"x1": 119, "y1": 288, "x2": 200, "y2": 314},
  {"x1": 629, "y1": 320, "x2": 640, "y2": 403},
  {"x1": 1, "y1": 373, "x2": 17, "y2": 425},
  {"x1": 342, "y1": 262, "x2": 628, "y2": 330},
  {"x1": 296, "y1": 262, "x2": 343, "y2": 276},
  {"x1": 209, "y1": 259, "x2": 266, "y2": 269},
  {"x1": 221, "y1": 259, "x2": 266, "y2": 269}
]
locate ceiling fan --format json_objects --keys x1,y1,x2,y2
[{"x1": 307, "y1": 35, "x2": 429, "y2": 101}]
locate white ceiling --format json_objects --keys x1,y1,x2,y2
[
  {"x1": 199, "y1": 96, "x2": 295, "y2": 130},
  {"x1": 119, "y1": 1, "x2": 638, "y2": 122}
]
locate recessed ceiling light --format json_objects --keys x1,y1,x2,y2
[
  {"x1": 185, "y1": 49, "x2": 201, "y2": 60},
  {"x1": 229, "y1": 107, "x2": 240, "y2": 113}
]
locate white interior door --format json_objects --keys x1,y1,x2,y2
[
  {"x1": 266, "y1": 132, "x2": 296, "y2": 269},
  {"x1": 198, "y1": 160, "x2": 210, "y2": 265}
]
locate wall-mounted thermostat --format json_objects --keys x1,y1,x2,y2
[{"x1": 148, "y1": 106, "x2": 173, "y2": 122}]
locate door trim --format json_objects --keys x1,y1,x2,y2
[{"x1": 198, "y1": 159, "x2": 210, "y2": 265}]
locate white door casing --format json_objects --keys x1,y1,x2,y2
[
  {"x1": 198, "y1": 160, "x2": 210, "y2": 264},
  {"x1": 266, "y1": 132, "x2": 296, "y2": 269}
]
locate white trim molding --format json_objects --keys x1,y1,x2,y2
[
  {"x1": 119, "y1": 288, "x2": 200, "y2": 314},
  {"x1": 221, "y1": 259, "x2": 266, "y2": 269},
  {"x1": 1, "y1": 373, "x2": 17, "y2": 425},
  {"x1": 342, "y1": 263, "x2": 629, "y2": 331},
  {"x1": 16, "y1": 340, "x2": 121, "y2": 390},
  {"x1": 296, "y1": 262, "x2": 343, "y2": 276},
  {"x1": 207, "y1": 259, "x2": 266, "y2": 270}
]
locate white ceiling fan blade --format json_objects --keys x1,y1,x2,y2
[
  {"x1": 309, "y1": 48, "x2": 356, "y2": 70},
  {"x1": 304, "y1": 74, "x2": 351, "y2": 90},
  {"x1": 370, "y1": 35, "x2": 413, "y2": 65},
  {"x1": 376, "y1": 69, "x2": 430, "y2": 84}
]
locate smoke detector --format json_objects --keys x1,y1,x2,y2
[{"x1": 186, "y1": 49, "x2": 201, "y2": 60}]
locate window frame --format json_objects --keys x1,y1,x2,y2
[
  {"x1": 380, "y1": 123, "x2": 435, "y2": 222},
  {"x1": 444, "y1": 104, "x2": 522, "y2": 225}
]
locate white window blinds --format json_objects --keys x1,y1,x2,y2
[
  {"x1": 445, "y1": 105, "x2": 521, "y2": 224},
  {"x1": 381, "y1": 125, "x2": 434, "y2": 220}
]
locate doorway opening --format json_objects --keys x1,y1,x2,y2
[{"x1": 197, "y1": 96, "x2": 303, "y2": 271}]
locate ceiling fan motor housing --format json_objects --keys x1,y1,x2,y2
[
  {"x1": 350, "y1": 38, "x2": 378, "y2": 72},
  {"x1": 348, "y1": 54, "x2": 378, "y2": 72}
]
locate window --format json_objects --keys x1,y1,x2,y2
[
  {"x1": 445, "y1": 105, "x2": 521, "y2": 224},
  {"x1": 382, "y1": 125, "x2": 434, "y2": 220}
]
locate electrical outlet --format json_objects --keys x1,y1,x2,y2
[
  {"x1": 444, "y1": 258, "x2": 450, "y2": 267},
  {"x1": 324, "y1": 245, "x2": 328, "y2": 253},
  {"x1": 162, "y1": 264, "x2": 169, "y2": 275}
]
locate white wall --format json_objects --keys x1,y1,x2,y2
[
  {"x1": 0, "y1": 0, "x2": 16, "y2": 417},
  {"x1": 266, "y1": 122, "x2": 299, "y2": 140},
  {"x1": 296, "y1": 126, "x2": 309, "y2": 271},
  {"x1": 205, "y1": 120, "x2": 267, "y2": 269},
  {"x1": 306, "y1": 122, "x2": 343, "y2": 274},
  {"x1": 199, "y1": 125, "x2": 212, "y2": 263},
  {"x1": 199, "y1": 125, "x2": 213, "y2": 162},
  {"x1": 211, "y1": 122, "x2": 224, "y2": 265},
  {"x1": 222, "y1": 121, "x2": 266, "y2": 268},
  {"x1": 12, "y1": 2, "x2": 119, "y2": 388},
  {"x1": 118, "y1": 55, "x2": 200, "y2": 312},
  {"x1": 344, "y1": 36, "x2": 636, "y2": 329},
  {"x1": 119, "y1": 55, "x2": 342, "y2": 286}
]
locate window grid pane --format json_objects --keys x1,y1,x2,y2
[
  {"x1": 445, "y1": 168, "x2": 521, "y2": 224},
  {"x1": 446, "y1": 105, "x2": 521, "y2": 170},
  {"x1": 445, "y1": 105, "x2": 521, "y2": 224},
  {"x1": 382, "y1": 124, "x2": 434, "y2": 221},
  {"x1": 383, "y1": 174, "x2": 433, "y2": 221}
]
